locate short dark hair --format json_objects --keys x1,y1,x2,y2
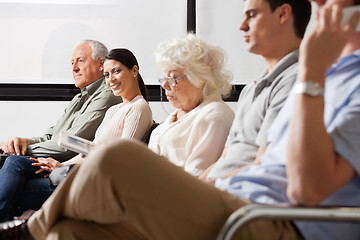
[
  {"x1": 105, "y1": 48, "x2": 148, "y2": 101},
  {"x1": 264, "y1": 0, "x2": 312, "y2": 38}
]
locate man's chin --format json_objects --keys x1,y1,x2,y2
[
  {"x1": 74, "y1": 84, "x2": 85, "y2": 90},
  {"x1": 74, "y1": 80, "x2": 85, "y2": 89}
]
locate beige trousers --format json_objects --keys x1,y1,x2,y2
[{"x1": 27, "y1": 139, "x2": 301, "y2": 240}]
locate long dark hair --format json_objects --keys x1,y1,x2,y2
[{"x1": 105, "y1": 48, "x2": 148, "y2": 101}]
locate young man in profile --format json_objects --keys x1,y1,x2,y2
[{"x1": 201, "y1": 0, "x2": 311, "y2": 180}]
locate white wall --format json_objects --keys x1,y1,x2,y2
[
  {"x1": 0, "y1": 0, "x2": 266, "y2": 85},
  {"x1": 0, "y1": 0, "x2": 187, "y2": 84},
  {"x1": 0, "y1": 101, "x2": 238, "y2": 141},
  {"x1": 197, "y1": 0, "x2": 266, "y2": 83},
  {"x1": 0, "y1": 0, "x2": 263, "y2": 141}
]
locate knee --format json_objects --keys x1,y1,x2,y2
[
  {"x1": 2, "y1": 156, "x2": 32, "y2": 171},
  {"x1": 87, "y1": 139, "x2": 154, "y2": 168}
]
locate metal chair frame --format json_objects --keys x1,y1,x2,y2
[{"x1": 217, "y1": 203, "x2": 360, "y2": 240}]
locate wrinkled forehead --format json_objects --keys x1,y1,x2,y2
[{"x1": 72, "y1": 43, "x2": 92, "y2": 60}]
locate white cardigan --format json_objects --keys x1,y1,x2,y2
[
  {"x1": 94, "y1": 95, "x2": 152, "y2": 144},
  {"x1": 66, "y1": 95, "x2": 152, "y2": 165},
  {"x1": 148, "y1": 100, "x2": 234, "y2": 176}
]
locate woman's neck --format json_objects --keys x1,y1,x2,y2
[
  {"x1": 176, "y1": 109, "x2": 188, "y2": 120},
  {"x1": 121, "y1": 89, "x2": 142, "y2": 104}
]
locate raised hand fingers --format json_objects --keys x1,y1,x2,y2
[
  {"x1": 320, "y1": 5, "x2": 332, "y2": 29},
  {"x1": 325, "y1": 4, "x2": 360, "y2": 34},
  {"x1": 332, "y1": 4, "x2": 343, "y2": 30},
  {"x1": 13, "y1": 137, "x2": 28, "y2": 156},
  {"x1": 319, "y1": 4, "x2": 343, "y2": 32},
  {"x1": 13, "y1": 138, "x2": 21, "y2": 155},
  {"x1": 21, "y1": 142, "x2": 27, "y2": 156},
  {"x1": 345, "y1": 11, "x2": 360, "y2": 33},
  {"x1": 4, "y1": 140, "x2": 16, "y2": 155},
  {"x1": 1, "y1": 137, "x2": 28, "y2": 155},
  {"x1": 301, "y1": 3, "x2": 358, "y2": 72}
]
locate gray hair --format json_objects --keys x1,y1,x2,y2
[
  {"x1": 77, "y1": 40, "x2": 108, "y2": 60},
  {"x1": 155, "y1": 34, "x2": 232, "y2": 102}
]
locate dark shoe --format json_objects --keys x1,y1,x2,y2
[{"x1": 0, "y1": 219, "x2": 34, "y2": 240}]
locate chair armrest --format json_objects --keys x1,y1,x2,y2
[{"x1": 217, "y1": 203, "x2": 360, "y2": 240}]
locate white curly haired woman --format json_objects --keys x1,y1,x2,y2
[{"x1": 149, "y1": 34, "x2": 235, "y2": 176}]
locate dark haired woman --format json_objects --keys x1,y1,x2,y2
[{"x1": 0, "y1": 48, "x2": 152, "y2": 221}]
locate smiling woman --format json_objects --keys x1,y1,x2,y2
[
  {"x1": 0, "y1": 48, "x2": 154, "y2": 222},
  {"x1": 103, "y1": 48, "x2": 148, "y2": 104}
]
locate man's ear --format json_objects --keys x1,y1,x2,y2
[
  {"x1": 278, "y1": 3, "x2": 292, "y2": 24},
  {"x1": 98, "y1": 57, "x2": 104, "y2": 71}
]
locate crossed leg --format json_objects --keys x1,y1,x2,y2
[
  {"x1": 28, "y1": 139, "x2": 244, "y2": 240},
  {"x1": 27, "y1": 139, "x2": 300, "y2": 240}
]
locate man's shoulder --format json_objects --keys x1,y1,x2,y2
[
  {"x1": 92, "y1": 79, "x2": 112, "y2": 96},
  {"x1": 91, "y1": 80, "x2": 122, "y2": 103},
  {"x1": 276, "y1": 61, "x2": 298, "y2": 79},
  {"x1": 269, "y1": 49, "x2": 299, "y2": 84},
  {"x1": 272, "y1": 63, "x2": 298, "y2": 90}
]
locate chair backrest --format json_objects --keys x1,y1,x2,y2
[
  {"x1": 145, "y1": 121, "x2": 160, "y2": 145},
  {"x1": 0, "y1": 154, "x2": 8, "y2": 168}
]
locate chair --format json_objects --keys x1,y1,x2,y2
[
  {"x1": 144, "y1": 121, "x2": 159, "y2": 145},
  {"x1": 217, "y1": 203, "x2": 360, "y2": 240},
  {"x1": 0, "y1": 154, "x2": 9, "y2": 168}
]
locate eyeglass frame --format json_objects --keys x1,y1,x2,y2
[{"x1": 158, "y1": 75, "x2": 186, "y2": 87}]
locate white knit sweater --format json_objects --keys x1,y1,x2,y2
[{"x1": 65, "y1": 95, "x2": 152, "y2": 165}]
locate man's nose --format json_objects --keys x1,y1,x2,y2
[
  {"x1": 72, "y1": 63, "x2": 79, "y2": 72},
  {"x1": 239, "y1": 20, "x2": 249, "y2": 32}
]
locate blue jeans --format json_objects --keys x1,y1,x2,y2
[{"x1": 0, "y1": 156, "x2": 53, "y2": 221}]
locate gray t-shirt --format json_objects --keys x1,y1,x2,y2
[{"x1": 207, "y1": 50, "x2": 299, "y2": 178}]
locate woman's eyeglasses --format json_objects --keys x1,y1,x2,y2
[{"x1": 158, "y1": 75, "x2": 186, "y2": 87}]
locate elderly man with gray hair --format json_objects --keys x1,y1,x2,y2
[{"x1": 0, "y1": 40, "x2": 122, "y2": 161}]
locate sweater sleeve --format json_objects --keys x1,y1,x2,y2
[{"x1": 120, "y1": 101, "x2": 153, "y2": 142}]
